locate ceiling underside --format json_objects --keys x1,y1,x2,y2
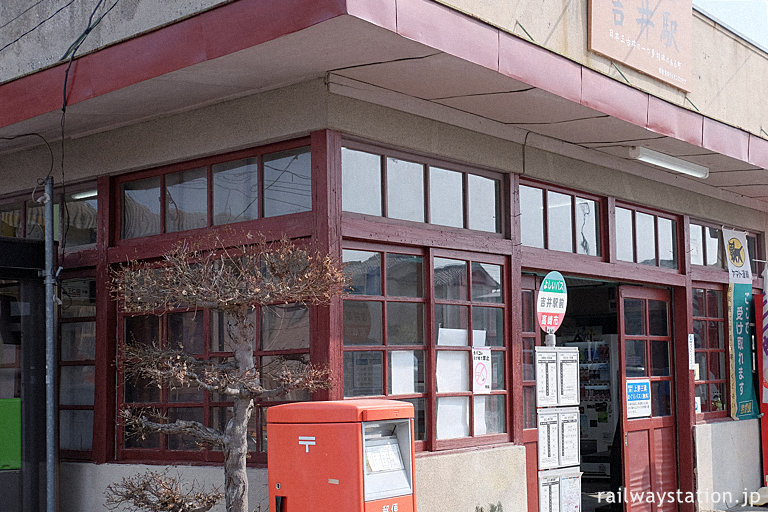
[{"x1": 1, "y1": 14, "x2": 766, "y2": 204}]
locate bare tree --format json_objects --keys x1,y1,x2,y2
[{"x1": 110, "y1": 235, "x2": 346, "y2": 512}]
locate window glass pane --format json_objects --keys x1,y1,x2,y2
[
  {"x1": 387, "y1": 303, "x2": 424, "y2": 345},
  {"x1": 711, "y1": 382, "x2": 726, "y2": 411},
  {"x1": 690, "y1": 224, "x2": 704, "y2": 265},
  {"x1": 168, "y1": 408, "x2": 204, "y2": 450},
  {"x1": 472, "y1": 263, "x2": 502, "y2": 303},
  {"x1": 520, "y1": 185, "x2": 544, "y2": 248},
  {"x1": 615, "y1": 207, "x2": 634, "y2": 262},
  {"x1": 748, "y1": 235, "x2": 760, "y2": 275},
  {"x1": 623, "y1": 299, "x2": 645, "y2": 335},
  {"x1": 168, "y1": 311, "x2": 204, "y2": 354},
  {"x1": 547, "y1": 191, "x2": 573, "y2": 252},
  {"x1": 165, "y1": 167, "x2": 207, "y2": 232},
  {"x1": 168, "y1": 381, "x2": 203, "y2": 403},
  {"x1": 473, "y1": 307, "x2": 504, "y2": 347},
  {"x1": 0, "y1": 203, "x2": 22, "y2": 237},
  {"x1": 122, "y1": 177, "x2": 161, "y2": 238},
  {"x1": 388, "y1": 350, "x2": 425, "y2": 394},
  {"x1": 692, "y1": 288, "x2": 705, "y2": 317},
  {"x1": 491, "y1": 351, "x2": 505, "y2": 389},
  {"x1": 343, "y1": 351, "x2": 383, "y2": 396},
  {"x1": 652, "y1": 381, "x2": 672, "y2": 416},
  {"x1": 343, "y1": 250, "x2": 382, "y2": 296},
  {"x1": 523, "y1": 386, "x2": 536, "y2": 429},
  {"x1": 61, "y1": 278, "x2": 96, "y2": 318},
  {"x1": 468, "y1": 174, "x2": 499, "y2": 232},
  {"x1": 436, "y1": 396, "x2": 469, "y2": 439},
  {"x1": 342, "y1": 148, "x2": 382, "y2": 216},
  {"x1": 263, "y1": 147, "x2": 311, "y2": 217},
  {"x1": 474, "y1": 395, "x2": 505, "y2": 435},
  {"x1": 695, "y1": 384, "x2": 709, "y2": 412},
  {"x1": 61, "y1": 322, "x2": 95, "y2": 361},
  {"x1": 59, "y1": 410, "x2": 93, "y2": 451},
  {"x1": 522, "y1": 291, "x2": 535, "y2": 333},
  {"x1": 523, "y1": 337, "x2": 535, "y2": 381},
  {"x1": 65, "y1": 191, "x2": 98, "y2": 247},
  {"x1": 648, "y1": 300, "x2": 668, "y2": 336},
  {"x1": 125, "y1": 315, "x2": 159, "y2": 348},
  {"x1": 429, "y1": 167, "x2": 464, "y2": 228},
  {"x1": 695, "y1": 353, "x2": 707, "y2": 380},
  {"x1": 706, "y1": 289, "x2": 723, "y2": 318},
  {"x1": 387, "y1": 157, "x2": 424, "y2": 222},
  {"x1": 212, "y1": 158, "x2": 259, "y2": 225},
  {"x1": 343, "y1": 301, "x2": 382, "y2": 346},
  {"x1": 708, "y1": 351, "x2": 725, "y2": 380},
  {"x1": 625, "y1": 339, "x2": 646, "y2": 377},
  {"x1": 651, "y1": 341, "x2": 670, "y2": 376},
  {"x1": 261, "y1": 354, "x2": 311, "y2": 401},
  {"x1": 708, "y1": 321, "x2": 724, "y2": 350},
  {"x1": 658, "y1": 218, "x2": 677, "y2": 268},
  {"x1": 386, "y1": 254, "x2": 423, "y2": 297},
  {"x1": 124, "y1": 373, "x2": 161, "y2": 403},
  {"x1": 210, "y1": 407, "x2": 259, "y2": 452},
  {"x1": 25, "y1": 201, "x2": 46, "y2": 240},
  {"x1": 60, "y1": 366, "x2": 95, "y2": 405},
  {"x1": 433, "y1": 258, "x2": 467, "y2": 300},
  {"x1": 575, "y1": 197, "x2": 600, "y2": 256},
  {"x1": 401, "y1": 398, "x2": 426, "y2": 441},
  {"x1": 261, "y1": 304, "x2": 309, "y2": 350},
  {"x1": 692, "y1": 319, "x2": 706, "y2": 349},
  {"x1": 435, "y1": 305, "x2": 468, "y2": 345},
  {"x1": 210, "y1": 309, "x2": 257, "y2": 352},
  {"x1": 705, "y1": 227, "x2": 723, "y2": 268},
  {"x1": 124, "y1": 420, "x2": 161, "y2": 448},
  {"x1": 635, "y1": 212, "x2": 656, "y2": 265},
  {"x1": 436, "y1": 351, "x2": 469, "y2": 392}
]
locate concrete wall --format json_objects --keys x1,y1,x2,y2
[
  {"x1": 60, "y1": 445, "x2": 526, "y2": 512},
  {"x1": 693, "y1": 418, "x2": 762, "y2": 511}
]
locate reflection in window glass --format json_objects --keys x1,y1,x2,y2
[
  {"x1": 690, "y1": 224, "x2": 704, "y2": 265},
  {"x1": 523, "y1": 386, "x2": 536, "y2": 429},
  {"x1": 615, "y1": 207, "x2": 634, "y2": 262},
  {"x1": 343, "y1": 301, "x2": 383, "y2": 346},
  {"x1": 386, "y1": 254, "x2": 423, "y2": 297},
  {"x1": 652, "y1": 381, "x2": 672, "y2": 416},
  {"x1": 343, "y1": 250, "x2": 382, "y2": 296},
  {"x1": 26, "y1": 201, "x2": 49, "y2": 240},
  {"x1": 520, "y1": 185, "x2": 544, "y2": 248},
  {"x1": 433, "y1": 258, "x2": 467, "y2": 300},
  {"x1": 0, "y1": 203, "x2": 22, "y2": 237},
  {"x1": 547, "y1": 191, "x2": 573, "y2": 252},
  {"x1": 651, "y1": 341, "x2": 670, "y2": 376},
  {"x1": 65, "y1": 191, "x2": 98, "y2": 247},
  {"x1": 471, "y1": 263, "x2": 502, "y2": 303},
  {"x1": 212, "y1": 158, "x2": 259, "y2": 225},
  {"x1": 263, "y1": 147, "x2": 312, "y2": 217},
  {"x1": 402, "y1": 398, "x2": 427, "y2": 441},
  {"x1": 491, "y1": 351, "x2": 505, "y2": 389},
  {"x1": 468, "y1": 174, "x2": 500, "y2": 232},
  {"x1": 342, "y1": 148, "x2": 382, "y2": 216},
  {"x1": 387, "y1": 303, "x2": 424, "y2": 345},
  {"x1": 387, "y1": 158, "x2": 424, "y2": 222},
  {"x1": 122, "y1": 176, "x2": 161, "y2": 238},
  {"x1": 430, "y1": 167, "x2": 464, "y2": 228},
  {"x1": 705, "y1": 227, "x2": 722, "y2": 268},
  {"x1": 473, "y1": 307, "x2": 504, "y2": 346},
  {"x1": 168, "y1": 408, "x2": 204, "y2": 450},
  {"x1": 624, "y1": 299, "x2": 645, "y2": 335},
  {"x1": 636, "y1": 212, "x2": 656, "y2": 265},
  {"x1": 435, "y1": 305, "x2": 468, "y2": 345},
  {"x1": 168, "y1": 311, "x2": 204, "y2": 354},
  {"x1": 625, "y1": 339, "x2": 646, "y2": 377},
  {"x1": 261, "y1": 304, "x2": 309, "y2": 350},
  {"x1": 658, "y1": 218, "x2": 677, "y2": 268},
  {"x1": 474, "y1": 395, "x2": 505, "y2": 435},
  {"x1": 59, "y1": 366, "x2": 95, "y2": 405},
  {"x1": 575, "y1": 198, "x2": 599, "y2": 256},
  {"x1": 61, "y1": 322, "x2": 96, "y2": 361},
  {"x1": 648, "y1": 300, "x2": 668, "y2": 336},
  {"x1": 61, "y1": 278, "x2": 96, "y2": 318},
  {"x1": 60, "y1": 410, "x2": 93, "y2": 451},
  {"x1": 261, "y1": 354, "x2": 311, "y2": 401},
  {"x1": 166, "y1": 167, "x2": 207, "y2": 233},
  {"x1": 344, "y1": 351, "x2": 383, "y2": 396}
]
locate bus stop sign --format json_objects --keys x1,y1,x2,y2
[{"x1": 536, "y1": 271, "x2": 568, "y2": 334}]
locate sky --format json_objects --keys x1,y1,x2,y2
[{"x1": 694, "y1": 0, "x2": 768, "y2": 51}]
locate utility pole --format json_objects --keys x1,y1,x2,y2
[{"x1": 43, "y1": 176, "x2": 56, "y2": 512}]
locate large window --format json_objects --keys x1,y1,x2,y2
[
  {"x1": 341, "y1": 145, "x2": 502, "y2": 233},
  {"x1": 342, "y1": 245, "x2": 508, "y2": 449},
  {"x1": 615, "y1": 205, "x2": 677, "y2": 268},
  {"x1": 119, "y1": 303, "x2": 310, "y2": 461},
  {"x1": 119, "y1": 145, "x2": 311, "y2": 239},
  {"x1": 693, "y1": 286, "x2": 728, "y2": 417},
  {"x1": 519, "y1": 183, "x2": 601, "y2": 256}
]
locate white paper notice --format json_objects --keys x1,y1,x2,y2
[
  {"x1": 390, "y1": 350, "x2": 416, "y2": 395},
  {"x1": 536, "y1": 348, "x2": 559, "y2": 407},
  {"x1": 474, "y1": 395, "x2": 487, "y2": 435},
  {"x1": 472, "y1": 347, "x2": 492, "y2": 394},
  {"x1": 688, "y1": 333, "x2": 696, "y2": 370},
  {"x1": 365, "y1": 441, "x2": 404, "y2": 473},
  {"x1": 537, "y1": 410, "x2": 560, "y2": 469},
  {"x1": 559, "y1": 409, "x2": 580, "y2": 467},
  {"x1": 436, "y1": 351, "x2": 469, "y2": 392},
  {"x1": 436, "y1": 396, "x2": 469, "y2": 439},
  {"x1": 559, "y1": 471, "x2": 582, "y2": 512},
  {"x1": 539, "y1": 472, "x2": 561, "y2": 512},
  {"x1": 437, "y1": 327, "x2": 468, "y2": 346},
  {"x1": 558, "y1": 350, "x2": 579, "y2": 406},
  {"x1": 473, "y1": 329, "x2": 487, "y2": 347}
]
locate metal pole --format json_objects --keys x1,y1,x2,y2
[{"x1": 44, "y1": 176, "x2": 56, "y2": 512}]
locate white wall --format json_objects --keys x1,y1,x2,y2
[{"x1": 694, "y1": 418, "x2": 762, "y2": 511}]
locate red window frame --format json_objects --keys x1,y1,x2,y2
[
  {"x1": 613, "y1": 201, "x2": 680, "y2": 270},
  {"x1": 692, "y1": 283, "x2": 730, "y2": 420}
]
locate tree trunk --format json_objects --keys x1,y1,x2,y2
[{"x1": 224, "y1": 396, "x2": 253, "y2": 512}]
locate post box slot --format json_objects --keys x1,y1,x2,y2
[{"x1": 362, "y1": 420, "x2": 412, "y2": 502}]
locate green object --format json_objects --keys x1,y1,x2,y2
[{"x1": 0, "y1": 398, "x2": 21, "y2": 469}]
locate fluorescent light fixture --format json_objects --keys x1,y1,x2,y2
[
  {"x1": 70, "y1": 189, "x2": 97, "y2": 200},
  {"x1": 628, "y1": 146, "x2": 709, "y2": 178}
]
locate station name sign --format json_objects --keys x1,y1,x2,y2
[{"x1": 588, "y1": 0, "x2": 692, "y2": 91}]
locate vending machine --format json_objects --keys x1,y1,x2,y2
[{"x1": 267, "y1": 399, "x2": 416, "y2": 512}]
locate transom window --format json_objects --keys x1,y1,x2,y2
[
  {"x1": 692, "y1": 286, "x2": 728, "y2": 416},
  {"x1": 690, "y1": 222, "x2": 762, "y2": 276},
  {"x1": 342, "y1": 245, "x2": 507, "y2": 449},
  {"x1": 519, "y1": 183, "x2": 601, "y2": 256},
  {"x1": 615, "y1": 205, "x2": 677, "y2": 268},
  {"x1": 341, "y1": 145, "x2": 502, "y2": 233},
  {"x1": 119, "y1": 145, "x2": 311, "y2": 239}
]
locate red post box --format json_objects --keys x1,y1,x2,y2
[{"x1": 267, "y1": 399, "x2": 416, "y2": 512}]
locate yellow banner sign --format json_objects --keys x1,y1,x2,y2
[{"x1": 589, "y1": 0, "x2": 692, "y2": 91}]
